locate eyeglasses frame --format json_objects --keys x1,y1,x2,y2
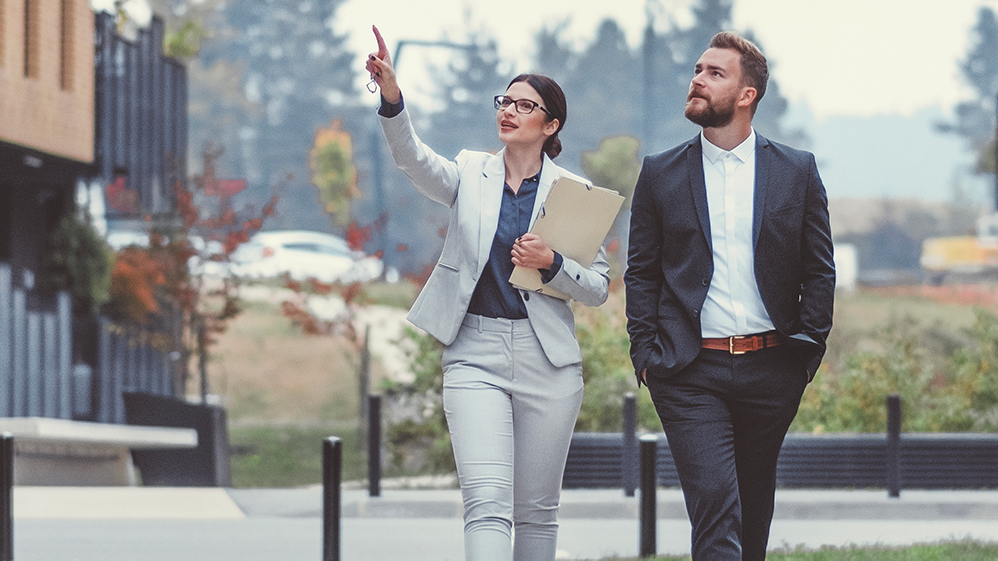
[{"x1": 494, "y1": 95, "x2": 552, "y2": 117}]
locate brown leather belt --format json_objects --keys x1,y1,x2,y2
[{"x1": 702, "y1": 331, "x2": 781, "y2": 354}]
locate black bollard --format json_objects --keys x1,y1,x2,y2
[
  {"x1": 358, "y1": 325, "x2": 371, "y2": 451},
  {"x1": 886, "y1": 394, "x2": 901, "y2": 498},
  {"x1": 2, "y1": 433, "x2": 14, "y2": 561},
  {"x1": 622, "y1": 393, "x2": 638, "y2": 496},
  {"x1": 368, "y1": 394, "x2": 382, "y2": 497},
  {"x1": 323, "y1": 437, "x2": 342, "y2": 561},
  {"x1": 639, "y1": 434, "x2": 658, "y2": 558}
]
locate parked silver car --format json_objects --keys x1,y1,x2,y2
[{"x1": 231, "y1": 230, "x2": 383, "y2": 283}]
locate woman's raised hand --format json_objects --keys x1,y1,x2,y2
[{"x1": 366, "y1": 25, "x2": 401, "y2": 104}]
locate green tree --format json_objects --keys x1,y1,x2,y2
[
  {"x1": 580, "y1": 136, "x2": 642, "y2": 271},
  {"x1": 533, "y1": 21, "x2": 574, "y2": 86},
  {"x1": 425, "y1": 36, "x2": 510, "y2": 158},
  {"x1": 560, "y1": 19, "x2": 642, "y2": 165},
  {"x1": 146, "y1": 0, "x2": 260, "y2": 194},
  {"x1": 744, "y1": 32, "x2": 809, "y2": 148},
  {"x1": 939, "y1": 7, "x2": 998, "y2": 176},
  {"x1": 310, "y1": 120, "x2": 359, "y2": 227},
  {"x1": 580, "y1": 136, "x2": 641, "y2": 207},
  {"x1": 183, "y1": 0, "x2": 360, "y2": 232}
]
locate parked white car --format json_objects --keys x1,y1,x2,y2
[{"x1": 231, "y1": 230, "x2": 383, "y2": 284}]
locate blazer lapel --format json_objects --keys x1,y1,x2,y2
[
  {"x1": 479, "y1": 149, "x2": 506, "y2": 269},
  {"x1": 752, "y1": 134, "x2": 771, "y2": 251},
  {"x1": 686, "y1": 136, "x2": 712, "y2": 250},
  {"x1": 530, "y1": 153, "x2": 559, "y2": 228}
]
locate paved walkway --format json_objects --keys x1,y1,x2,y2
[{"x1": 12, "y1": 486, "x2": 998, "y2": 560}]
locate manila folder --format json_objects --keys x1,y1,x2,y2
[{"x1": 508, "y1": 177, "x2": 624, "y2": 300}]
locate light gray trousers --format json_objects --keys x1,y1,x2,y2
[{"x1": 442, "y1": 314, "x2": 584, "y2": 561}]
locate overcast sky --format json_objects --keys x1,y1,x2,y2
[{"x1": 339, "y1": 0, "x2": 998, "y2": 120}]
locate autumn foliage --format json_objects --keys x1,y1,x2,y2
[
  {"x1": 107, "y1": 145, "x2": 285, "y2": 387},
  {"x1": 108, "y1": 247, "x2": 167, "y2": 323},
  {"x1": 310, "y1": 120, "x2": 359, "y2": 227}
]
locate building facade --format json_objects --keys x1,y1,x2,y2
[
  {"x1": 1, "y1": 3, "x2": 187, "y2": 422},
  {"x1": 0, "y1": 0, "x2": 95, "y2": 289}
]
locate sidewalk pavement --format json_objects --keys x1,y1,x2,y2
[{"x1": 12, "y1": 485, "x2": 998, "y2": 560}]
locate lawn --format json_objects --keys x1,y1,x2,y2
[
  {"x1": 210, "y1": 281, "x2": 998, "y2": 487},
  {"x1": 228, "y1": 421, "x2": 366, "y2": 487}
]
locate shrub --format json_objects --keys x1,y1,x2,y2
[
  {"x1": 42, "y1": 214, "x2": 113, "y2": 316},
  {"x1": 793, "y1": 310, "x2": 998, "y2": 433},
  {"x1": 575, "y1": 304, "x2": 660, "y2": 432}
]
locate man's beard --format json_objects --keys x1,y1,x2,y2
[{"x1": 684, "y1": 92, "x2": 736, "y2": 128}]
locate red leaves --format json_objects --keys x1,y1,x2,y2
[
  {"x1": 345, "y1": 221, "x2": 372, "y2": 252},
  {"x1": 222, "y1": 230, "x2": 249, "y2": 255},
  {"x1": 106, "y1": 176, "x2": 138, "y2": 214},
  {"x1": 110, "y1": 248, "x2": 167, "y2": 322}
]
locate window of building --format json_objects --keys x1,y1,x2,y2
[
  {"x1": 60, "y1": 0, "x2": 73, "y2": 89},
  {"x1": 23, "y1": 0, "x2": 39, "y2": 78}
]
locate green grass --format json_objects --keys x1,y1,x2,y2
[
  {"x1": 357, "y1": 280, "x2": 419, "y2": 309},
  {"x1": 228, "y1": 422, "x2": 366, "y2": 488},
  {"x1": 606, "y1": 540, "x2": 998, "y2": 560},
  {"x1": 219, "y1": 285, "x2": 998, "y2": 487}
]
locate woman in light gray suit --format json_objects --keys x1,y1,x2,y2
[{"x1": 367, "y1": 26, "x2": 610, "y2": 561}]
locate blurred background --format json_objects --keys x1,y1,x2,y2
[{"x1": 2, "y1": 0, "x2": 998, "y2": 489}]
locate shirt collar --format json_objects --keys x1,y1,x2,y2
[
  {"x1": 701, "y1": 129, "x2": 757, "y2": 164},
  {"x1": 503, "y1": 171, "x2": 541, "y2": 192}
]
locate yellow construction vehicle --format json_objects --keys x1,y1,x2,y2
[{"x1": 920, "y1": 214, "x2": 998, "y2": 284}]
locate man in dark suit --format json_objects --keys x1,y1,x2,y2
[{"x1": 625, "y1": 31, "x2": 834, "y2": 560}]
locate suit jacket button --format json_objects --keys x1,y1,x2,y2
[
  {"x1": 702, "y1": 279, "x2": 708, "y2": 286},
  {"x1": 692, "y1": 309, "x2": 699, "y2": 317},
  {"x1": 524, "y1": 293, "x2": 530, "y2": 301}
]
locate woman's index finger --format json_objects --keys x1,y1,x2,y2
[{"x1": 372, "y1": 25, "x2": 389, "y2": 59}]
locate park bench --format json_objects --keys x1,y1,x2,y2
[{"x1": 0, "y1": 417, "x2": 197, "y2": 486}]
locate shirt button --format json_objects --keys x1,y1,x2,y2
[
  {"x1": 576, "y1": 274, "x2": 580, "y2": 280},
  {"x1": 524, "y1": 293, "x2": 530, "y2": 301}
]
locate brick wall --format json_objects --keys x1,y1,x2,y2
[{"x1": 0, "y1": 0, "x2": 94, "y2": 163}]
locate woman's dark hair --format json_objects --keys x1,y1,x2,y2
[{"x1": 507, "y1": 74, "x2": 566, "y2": 159}]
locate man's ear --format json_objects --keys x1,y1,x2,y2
[{"x1": 737, "y1": 87, "x2": 758, "y2": 110}]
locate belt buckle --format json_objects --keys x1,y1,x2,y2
[{"x1": 729, "y1": 335, "x2": 747, "y2": 355}]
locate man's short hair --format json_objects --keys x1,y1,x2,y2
[{"x1": 709, "y1": 31, "x2": 768, "y2": 115}]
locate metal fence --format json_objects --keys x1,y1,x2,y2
[
  {"x1": 0, "y1": 263, "x2": 177, "y2": 423},
  {"x1": 92, "y1": 318, "x2": 177, "y2": 424},
  {"x1": 563, "y1": 431, "x2": 998, "y2": 490},
  {"x1": 0, "y1": 265, "x2": 72, "y2": 418},
  {"x1": 94, "y1": 12, "x2": 187, "y2": 219}
]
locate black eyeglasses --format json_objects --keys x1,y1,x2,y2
[{"x1": 494, "y1": 95, "x2": 551, "y2": 116}]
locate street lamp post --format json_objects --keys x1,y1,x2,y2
[{"x1": 369, "y1": 39, "x2": 477, "y2": 270}]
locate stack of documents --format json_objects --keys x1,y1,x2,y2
[{"x1": 509, "y1": 177, "x2": 624, "y2": 300}]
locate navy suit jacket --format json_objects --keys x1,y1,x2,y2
[{"x1": 625, "y1": 133, "x2": 835, "y2": 383}]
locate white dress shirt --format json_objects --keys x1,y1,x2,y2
[{"x1": 699, "y1": 130, "x2": 775, "y2": 338}]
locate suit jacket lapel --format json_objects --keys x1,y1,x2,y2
[
  {"x1": 752, "y1": 134, "x2": 771, "y2": 252},
  {"x1": 687, "y1": 136, "x2": 712, "y2": 250},
  {"x1": 479, "y1": 149, "x2": 506, "y2": 269}
]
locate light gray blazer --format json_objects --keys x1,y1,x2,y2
[{"x1": 381, "y1": 108, "x2": 610, "y2": 368}]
